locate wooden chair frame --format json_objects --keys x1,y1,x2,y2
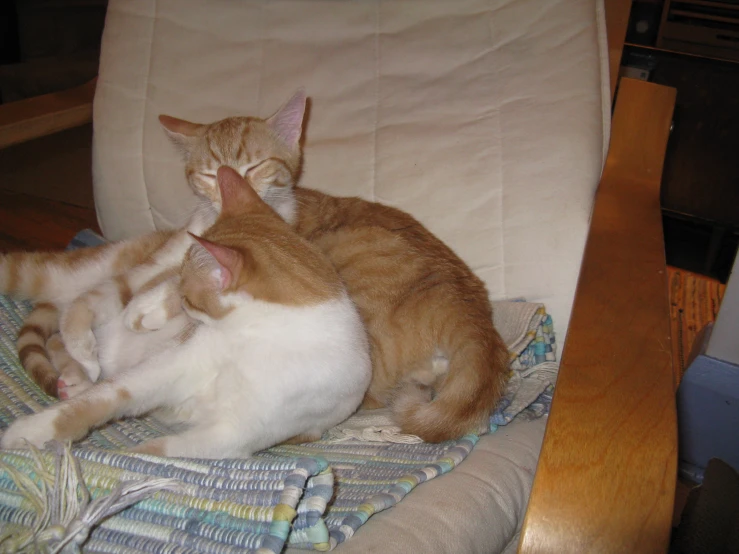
[
  {"x1": 0, "y1": 3, "x2": 678, "y2": 551},
  {"x1": 520, "y1": 0, "x2": 677, "y2": 549},
  {"x1": 519, "y1": 76, "x2": 677, "y2": 554}
]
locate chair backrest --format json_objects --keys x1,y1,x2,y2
[{"x1": 93, "y1": 0, "x2": 609, "y2": 343}]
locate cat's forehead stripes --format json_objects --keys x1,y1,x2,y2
[
  {"x1": 173, "y1": 110, "x2": 302, "y2": 220},
  {"x1": 204, "y1": 117, "x2": 263, "y2": 166},
  {"x1": 207, "y1": 142, "x2": 224, "y2": 165}
]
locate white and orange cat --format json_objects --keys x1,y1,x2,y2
[{"x1": 1, "y1": 167, "x2": 371, "y2": 458}]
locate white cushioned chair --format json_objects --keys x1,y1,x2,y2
[{"x1": 0, "y1": 0, "x2": 678, "y2": 551}]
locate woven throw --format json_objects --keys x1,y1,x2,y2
[
  {"x1": 0, "y1": 230, "x2": 557, "y2": 551},
  {"x1": 0, "y1": 295, "x2": 480, "y2": 552}
]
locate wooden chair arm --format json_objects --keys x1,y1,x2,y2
[
  {"x1": 0, "y1": 78, "x2": 96, "y2": 150},
  {"x1": 518, "y1": 77, "x2": 678, "y2": 553}
]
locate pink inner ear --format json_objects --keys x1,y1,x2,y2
[
  {"x1": 190, "y1": 233, "x2": 238, "y2": 290},
  {"x1": 266, "y1": 89, "x2": 306, "y2": 148},
  {"x1": 212, "y1": 266, "x2": 232, "y2": 290}
]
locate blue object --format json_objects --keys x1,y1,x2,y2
[
  {"x1": 67, "y1": 228, "x2": 106, "y2": 250},
  {"x1": 678, "y1": 353, "x2": 739, "y2": 482}
]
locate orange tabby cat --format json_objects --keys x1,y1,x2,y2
[{"x1": 156, "y1": 91, "x2": 509, "y2": 442}]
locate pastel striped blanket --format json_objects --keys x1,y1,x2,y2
[{"x1": 0, "y1": 235, "x2": 557, "y2": 552}]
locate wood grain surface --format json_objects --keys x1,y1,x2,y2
[
  {"x1": 0, "y1": 190, "x2": 100, "y2": 252},
  {"x1": 518, "y1": 78, "x2": 678, "y2": 553},
  {"x1": 0, "y1": 78, "x2": 96, "y2": 150},
  {"x1": 667, "y1": 267, "x2": 726, "y2": 383}
]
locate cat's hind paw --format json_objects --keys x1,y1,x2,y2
[
  {"x1": 57, "y1": 375, "x2": 93, "y2": 401},
  {"x1": 47, "y1": 333, "x2": 95, "y2": 400}
]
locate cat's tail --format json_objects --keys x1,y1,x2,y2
[
  {"x1": 16, "y1": 303, "x2": 61, "y2": 397},
  {"x1": 0, "y1": 231, "x2": 174, "y2": 304},
  {"x1": 392, "y1": 325, "x2": 509, "y2": 443}
]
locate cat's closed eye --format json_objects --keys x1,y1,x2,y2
[
  {"x1": 244, "y1": 160, "x2": 268, "y2": 177},
  {"x1": 245, "y1": 159, "x2": 292, "y2": 188}
]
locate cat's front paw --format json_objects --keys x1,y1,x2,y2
[
  {"x1": 124, "y1": 303, "x2": 169, "y2": 332},
  {"x1": 124, "y1": 287, "x2": 176, "y2": 332},
  {"x1": 1, "y1": 410, "x2": 60, "y2": 449}
]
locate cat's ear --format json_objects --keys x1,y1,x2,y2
[
  {"x1": 189, "y1": 233, "x2": 241, "y2": 290},
  {"x1": 217, "y1": 166, "x2": 264, "y2": 216},
  {"x1": 159, "y1": 115, "x2": 205, "y2": 154},
  {"x1": 266, "y1": 89, "x2": 306, "y2": 150}
]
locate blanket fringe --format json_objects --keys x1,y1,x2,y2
[{"x1": 0, "y1": 441, "x2": 182, "y2": 554}]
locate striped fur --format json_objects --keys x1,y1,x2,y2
[
  {"x1": 0, "y1": 233, "x2": 174, "y2": 304},
  {"x1": 1, "y1": 232, "x2": 175, "y2": 395},
  {"x1": 16, "y1": 303, "x2": 60, "y2": 396}
]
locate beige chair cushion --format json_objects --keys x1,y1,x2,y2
[
  {"x1": 288, "y1": 417, "x2": 548, "y2": 553},
  {"x1": 93, "y1": 0, "x2": 609, "y2": 345}
]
